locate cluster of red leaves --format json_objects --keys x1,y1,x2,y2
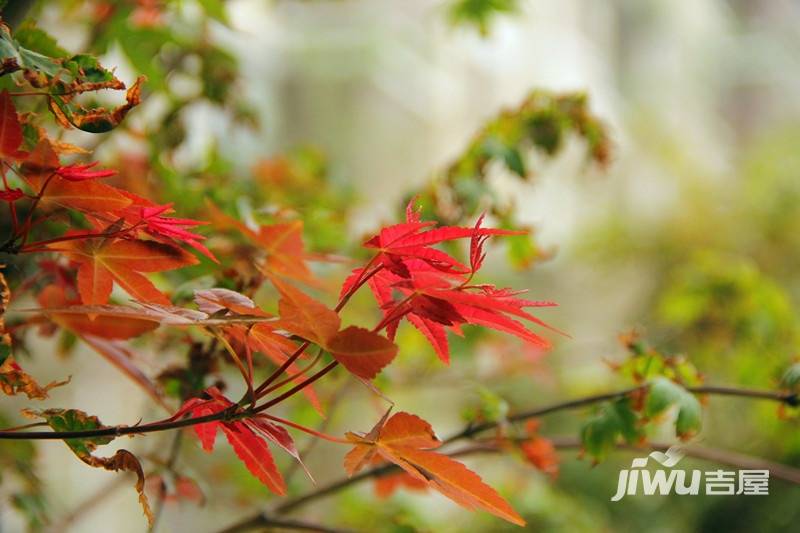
[
  {"x1": 2, "y1": 71, "x2": 564, "y2": 526},
  {"x1": 176, "y1": 387, "x2": 306, "y2": 495},
  {"x1": 343, "y1": 204, "x2": 558, "y2": 363},
  {"x1": 0, "y1": 90, "x2": 210, "y2": 307}
]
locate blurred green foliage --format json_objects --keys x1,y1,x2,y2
[
  {"x1": 447, "y1": 0, "x2": 520, "y2": 35},
  {"x1": 414, "y1": 90, "x2": 610, "y2": 269}
]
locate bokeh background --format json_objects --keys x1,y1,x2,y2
[{"x1": 4, "y1": 0, "x2": 800, "y2": 531}]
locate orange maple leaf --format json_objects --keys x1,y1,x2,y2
[
  {"x1": 345, "y1": 411, "x2": 525, "y2": 526},
  {"x1": 55, "y1": 238, "x2": 198, "y2": 305}
]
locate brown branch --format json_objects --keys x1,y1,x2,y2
[
  {"x1": 444, "y1": 384, "x2": 798, "y2": 444},
  {"x1": 212, "y1": 385, "x2": 800, "y2": 532},
  {"x1": 216, "y1": 437, "x2": 800, "y2": 532},
  {"x1": 0, "y1": 382, "x2": 794, "y2": 443},
  {"x1": 547, "y1": 436, "x2": 800, "y2": 484},
  {"x1": 216, "y1": 515, "x2": 354, "y2": 533},
  {"x1": 0, "y1": 406, "x2": 242, "y2": 440}
]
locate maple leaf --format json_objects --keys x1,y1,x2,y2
[
  {"x1": 520, "y1": 437, "x2": 559, "y2": 479},
  {"x1": 23, "y1": 408, "x2": 153, "y2": 525},
  {"x1": 38, "y1": 283, "x2": 158, "y2": 339},
  {"x1": 176, "y1": 388, "x2": 299, "y2": 495},
  {"x1": 270, "y1": 278, "x2": 397, "y2": 379},
  {"x1": 345, "y1": 411, "x2": 525, "y2": 526},
  {"x1": 0, "y1": 89, "x2": 26, "y2": 159},
  {"x1": 327, "y1": 326, "x2": 397, "y2": 380},
  {"x1": 56, "y1": 161, "x2": 117, "y2": 181},
  {"x1": 362, "y1": 201, "x2": 520, "y2": 276},
  {"x1": 374, "y1": 470, "x2": 428, "y2": 499},
  {"x1": 0, "y1": 353, "x2": 70, "y2": 400},
  {"x1": 345, "y1": 205, "x2": 558, "y2": 363},
  {"x1": 222, "y1": 422, "x2": 286, "y2": 494},
  {"x1": 21, "y1": 139, "x2": 132, "y2": 213},
  {"x1": 117, "y1": 193, "x2": 217, "y2": 262},
  {"x1": 365, "y1": 263, "x2": 556, "y2": 363},
  {"x1": 206, "y1": 201, "x2": 318, "y2": 285},
  {"x1": 519, "y1": 420, "x2": 559, "y2": 479},
  {"x1": 270, "y1": 276, "x2": 340, "y2": 345},
  {"x1": 54, "y1": 237, "x2": 198, "y2": 305},
  {"x1": 257, "y1": 221, "x2": 316, "y2": 283}
]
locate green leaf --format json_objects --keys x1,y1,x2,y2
[
  {"x1": 24, "y1": 408, "x2": 114, "y2": 457},
  {"x1": 503, "y1": 146, "x2": 526, "y2": 177},
  {"x1": 63, "y1": 54, "x2": 118, "y2": 85},
  {"x1": 580, "y1": 398, "x2": 642, "y2": 461},
  {"x1": 0, "y1": 23, "x2": 61, "y2": 77},
  {"x1": 14, "y1": 21, "x2": 69, "y2": 59},
  {"x1": 645, "y1": 377, "x2": 702, "y2": 438},
  {"x1": 22, "y1": 408, "x2": 153, "y2": 525}
]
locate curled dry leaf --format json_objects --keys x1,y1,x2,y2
[
  {"x1": 23, "y1": 408, "x2": 153, "y2": 525},
  {"x1": 0, "y1": 270, "x2": 69, "y2": 399}
]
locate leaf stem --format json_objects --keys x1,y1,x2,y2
[
  {"x1": 253, "y1": 362, "x2": 338, "y2": 414},
  {"x1": 256, "y1": 413, "x2": 350, "y2": 444},
  {"x1": 252, "y1": 255, "x2": 381, "y2": 399}
]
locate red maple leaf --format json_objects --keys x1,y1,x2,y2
[
  {"x1": 56, "y1": 162, "x2": 117, "y2": 181},
  {"x1": 0, "y1": 89, "x2": 27, "y2": 160},
  {"x1": 520, "y1": 420, "x2": 559, "y2": 479},
  {"x1": 54, "y1": 237, "x2": 198, "y2": 305},
  {"x1": 115, "y1": 192, "x2": 217, "y2": 262},
  {"x1": 176, "y1": 387, "x2": 308, "y2": 495},
  {"x1": 360, "y1": 202, "x2": 518, "y2": 277},
  {"x1": 343, "y1": 205, "x2": 559, "y2": 363}
]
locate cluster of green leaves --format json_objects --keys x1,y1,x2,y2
[
  {"x1": 0, "y1": 21, "x2": 143, "y2": 132},
  {"x1": 657, "y1": 251, "x2": 798, "y2": 385},
  {"x1": 412, "y1": 90, "x2": 610, "y2": 268},
  {"x1": 581, "y1": 335, "x2": 703, "y2": 461}
]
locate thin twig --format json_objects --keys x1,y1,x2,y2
[
  {"x1": 149, "y1": 431, "x2": 184, "y2": 533},
  {"x1": 216, "y1": 514, "x2": 354, "y2": 533},
  {"x1": 283, "y1": 383, "x2": 351, "y2": 484},
  {"x1": 0, "y1": 383, "x2": 794, "y2": 443},
  {"x1": 444, "y1": 384, "x2": 798, "y2": 444}
]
